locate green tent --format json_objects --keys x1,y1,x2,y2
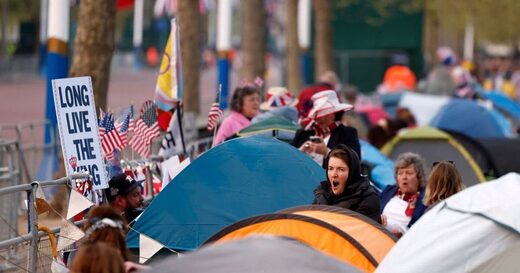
[
  {"x1": 381, "y1": 127, "x2": 485, "y2": 186},
  {"x1": 237, "y1": 116, "x2": 300, "y2": 141}
]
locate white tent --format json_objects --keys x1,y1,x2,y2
[
  {"x1": 376, "y1": 173, "x2": 520, "y2": 273},
  {"x1": 398, "y1": 92, "x2": 450, "y2": 126}
]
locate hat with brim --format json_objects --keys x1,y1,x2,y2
[
  {"x1": 260, "y1": 87, "x2": 299, "y2": 111},
  {"x1": 307, "y1": 90, "x2": 353, "y2": 120}
]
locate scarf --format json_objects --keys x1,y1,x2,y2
[
  {"x1": 314, "y1": 121, "x2": 341, "y2": 137},
  {"x1": 396, "y1": 188, "x2": 419, "y2": 217}
]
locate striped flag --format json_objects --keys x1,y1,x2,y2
[
  {"x1": 101, "y1": 113, "x2": 124, "y2": 161},
  {"x1": 98, "y1": 109, "x2": 106, "y2": 138},
  {"x1": 116, "y1": 105, "x2": 135, "y2": 147},
  {"x1": 207, "y1": 87, "x2": 223, "y2": 131},
  {"x1": 130, "y1": 101, "x2": 161, "y2": 158}
]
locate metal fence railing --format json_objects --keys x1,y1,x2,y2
[
  {"x1": 0, "y1": 120, "x2": 60, "y2": 183},
  {"x1": 0, "y1": 174, "x2": 89, "y2": 273}
]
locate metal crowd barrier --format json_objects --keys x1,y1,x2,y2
[{"x1": 0, "y1": 173, "x2": 89, "y2": 273}]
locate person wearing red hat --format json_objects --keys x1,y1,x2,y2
[{"x1": 291, "y1": 90, "x2": 360, "y2": 166}]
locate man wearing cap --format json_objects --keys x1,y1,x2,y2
[{"x1": 104, "y1": 173, "x2": 144, "y2": 225}]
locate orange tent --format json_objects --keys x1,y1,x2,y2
[{"x1": 205, "y1": 205, "x2": 396, "y2": 273}]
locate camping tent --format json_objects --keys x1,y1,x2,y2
[
  {"x1": 444, "y1": 130, "x2": 520, "y2": 178},
  {"x1": 236, "y1": 116, "x2": 300, "y2": 141},
  {"x1": 430, "y1": 98, "x2": 511, "y2": 138},
  {"x1": 359, "y1": 140, "x2": 395, "y2": 190},
  {"x1": 380, "y1": 92, "x2": 450, "y2": 126},
  {"x1": 477, "y1": 138, "x2": 520, "y2": 176},
  {"x1": 206, "y1": 205, "x2": 396, "y2": 273},
  {"x1": 481, "y1": 91, "x2": 520, "y2": 124},
  {"x1": 442, "y1": 130, "x2": 496, "y2": 177},
  {"x1": 149, "y1": 236, "x2": 362, "y2": 273},
  {"x1": 470, "y1": 242, "x2": 520, "y2": 273},
  {"x1": 127, "y1": 136, "x2": 324, "y2": 251},
  {"x1": 376, "y1": 173, "x2": 520, "y2": 273},
  {"x1": 381, "y1": 127, "x2": 485, "y2": 186}
]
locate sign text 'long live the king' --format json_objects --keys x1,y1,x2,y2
[{"x1": 52, "y1": 76, "x2": 108, "y2": 189}]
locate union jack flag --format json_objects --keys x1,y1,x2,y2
[
  {"x1": 101, "y1": 113, "x2": 123, "y2": 161},
  {"x1": 207, "y1": 88, "x2": 223, "y2": 131},
  {"x1": 130, "y1": 101, "x2": 160, "y2": 158}
]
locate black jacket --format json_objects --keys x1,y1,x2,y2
[
  {"x1": 312, "y1": 145, "x2": 380, "y2": 223},
  {"x1": 291, "y1": 124, "x2": 361, "y2": 160}
]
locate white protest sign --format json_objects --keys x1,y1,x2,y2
[{"x1": 52, "y1": 76, "x2": 108, "y2": 189}]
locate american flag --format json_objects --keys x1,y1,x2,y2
[
  {"x1": 207, "y1": 88, "x2": 223, "y2": 131},
  {"x1": 130, "y1": 101, "x2": 160, "y2": 158},
  {"x1": 98, "y1": 109, "x2": 106, "y2": 138},
  {"x1": 116, "y1": 105, "x2": 135, "y2": 147},
  {"x1": 101, "y1": 113, "x2": 123, "y2": 161}
]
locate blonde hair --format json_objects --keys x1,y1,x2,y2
[{"x1": 423, "y1": 161, "x2": 464, "y2": 206}]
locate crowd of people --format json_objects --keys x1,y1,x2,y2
[{"x1": 62, "y1": 62, "x2": 482, "y2": 272}]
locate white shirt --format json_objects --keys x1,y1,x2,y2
[{"x1": 382, "y1": 196, "x2": 412, "y2": 234}]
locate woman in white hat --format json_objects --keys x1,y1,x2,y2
[{"x1": 291, "y1": 90, "x2": 360, "y2": 166}]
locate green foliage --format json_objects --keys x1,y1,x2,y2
[
  {"x1": 334, "y1": 0, "x2": 422, "y2": 26},
  {"x1": 7, "y1": 0, "x2": 39, "y2": 22},
  {"x1": 427, "y1": 0, "x2": 520, "y2": 43}
]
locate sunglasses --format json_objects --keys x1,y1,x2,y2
[{"x1": 432, "y1": 160, "x2": 455, "y2": 167}]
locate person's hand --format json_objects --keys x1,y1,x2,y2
[
  {"x1": 124, "y1": 261, "x2": 150, "y2": 273},
  {"x1": 381, "y1": 214, "x2": 387, "y2": 226},
  {"x1": 312, "y1": 140, "x2": 328, "y2": 156},
  {"x1": 299, "y1": 141, "x2": 313, "y2": 154},
  {"x1": 392, "y1": 231, "x2": 403, "y2": 239}
]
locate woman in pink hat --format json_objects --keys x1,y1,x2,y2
[{"x1": 291, "y1": 90, "x2": 360, "y2": 166}]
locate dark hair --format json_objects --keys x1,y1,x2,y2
[
  {"x1": 327, "y1": 146, "x2": 351, "y2": 168},
  {"x1": 230, "y1": 86, "x2": 261, "y2": 112}
]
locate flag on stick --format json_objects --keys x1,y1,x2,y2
[
  {"x1": 207, "y1": 85, "x2": 223, "y2": 131},
  {"x1": 158, "y1": 108, "x2": 184, "y2": 158},
  {"x1": 101, "y1": 113, "x2": 123, "y2": 161},
  {"x1": 130, "y1": 101, "x2": 161, "y2": 158},
  {"x1": 154, "y1": 18, "x2": 183, "y2": 113},
  {"x1": 116, "y1": 105, "x2": 134, "y2": 147}
]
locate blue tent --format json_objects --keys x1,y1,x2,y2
[
  {"x1": 127, "y1": 136, "x2": 325, "y2": 250},
  {"x1": 360, "y1": 140, "x2": 395, "y2": 190},
  {"x1": 430, "y1": 99, "x2": 509, "y2": 138},
  {"x1": 380, "y1": 92, "x2": 403, "y2": 119},
  {"x1": 481, "y1": 91, "x2": 520, "y2": 123}
]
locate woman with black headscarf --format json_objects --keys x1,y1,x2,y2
[{"x1": 312, "y1": 144, "x2": 380, "y2": 223}]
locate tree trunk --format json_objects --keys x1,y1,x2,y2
[
  {"x1": 313, "y1": 0, "x2": 334, "y2": 79},
  {"x1": 241, "y1": 0, "x2": 266, "y2": 83},
  {"x1": 286, "y1": 0, "x2": 300, "y2": 93},
  {"x1": 69, "y1": 0, "x2": 116, "y2": 112},
  {"x1": 178, "y1": 0, "x2": 201, "y2": 114}
]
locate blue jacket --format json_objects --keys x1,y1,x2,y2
[{"x1": 379, "y1": 185, "x2": 426, "y2": 228}]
